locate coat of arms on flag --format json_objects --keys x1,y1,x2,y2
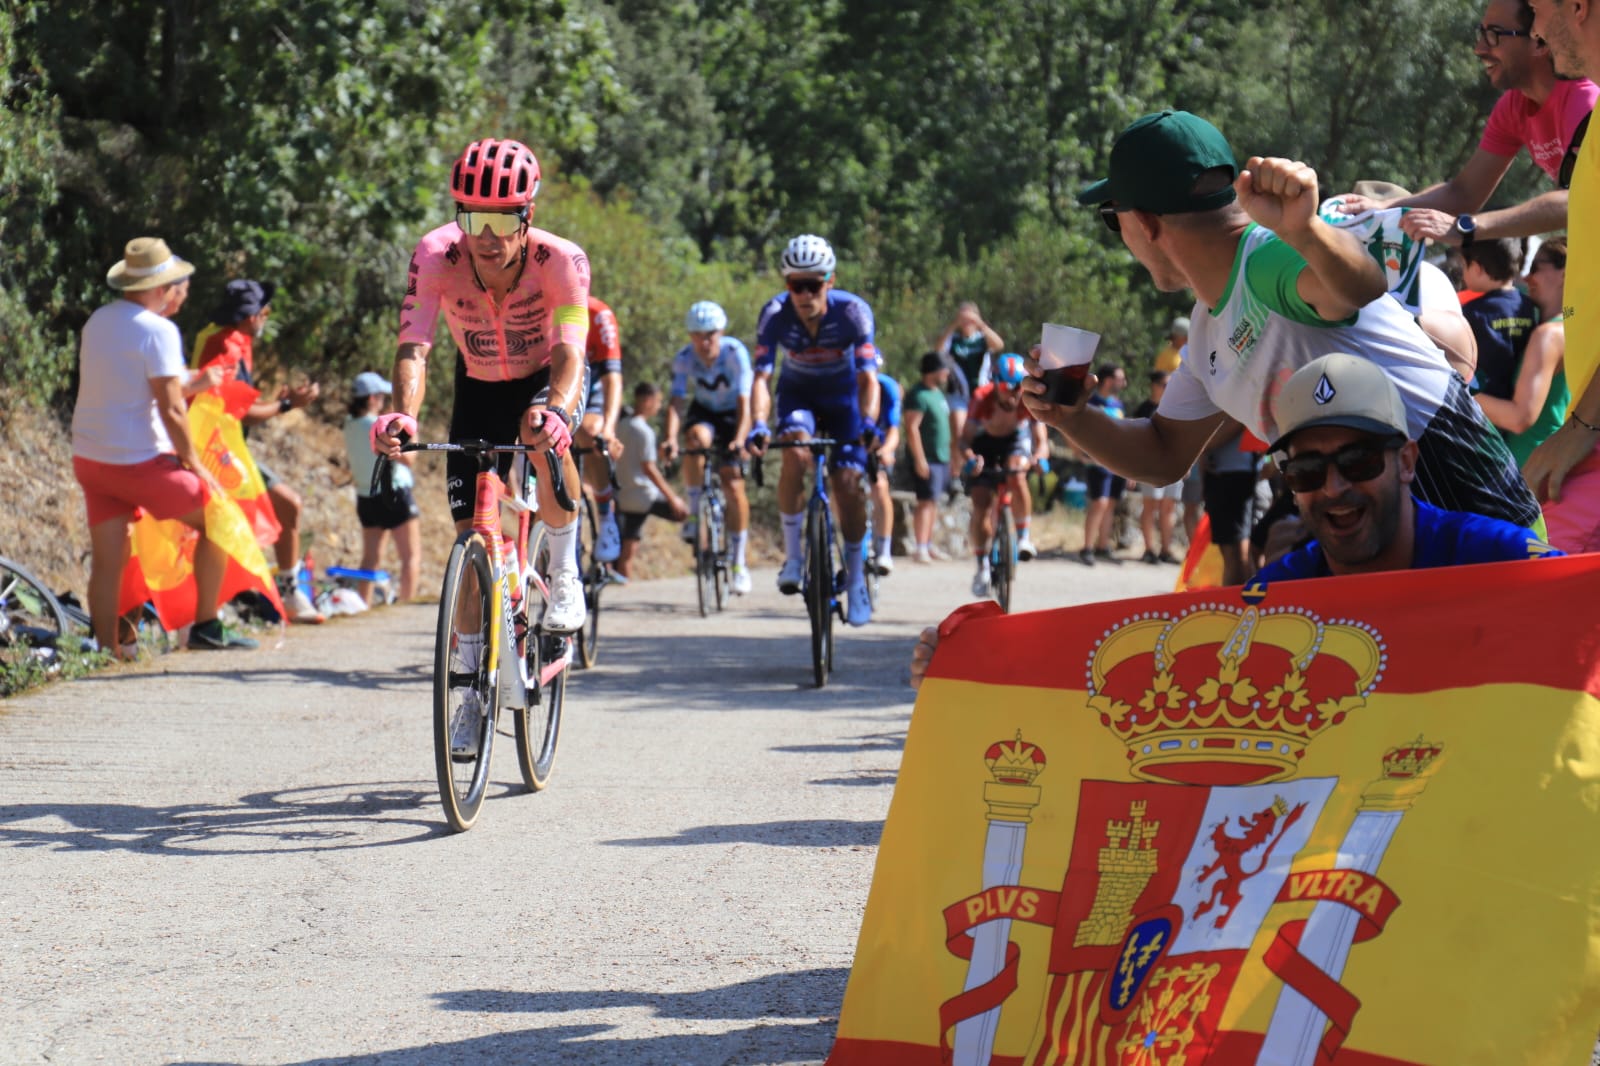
[{"x1": 828, "y1": 555, "x2": 1600, "y2": 1065}]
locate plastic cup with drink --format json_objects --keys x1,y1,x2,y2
[{"x1": 1037, "y1": 323, "x2": 1101, "y2": 407}]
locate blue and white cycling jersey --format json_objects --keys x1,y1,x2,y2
[
  {"x1": 753, "y1": 289, "x2": 880, "y2": 389},
  {"x1": 875, "y1": 373, "x2": 903, "y2": 433},
  {"x1": 670, "y1": 337, "x2": 753, "y2": 414}
]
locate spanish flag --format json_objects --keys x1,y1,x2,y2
[
  {"x1": 189, "y1": 383, "x2": 281, "y2": 548},
  {"x1": 829, "y1": 554, "x2": 1600, "y2": 1065}
]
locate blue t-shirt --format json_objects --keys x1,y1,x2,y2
[
  {"x1": 670, "y1": 337, "x2": 753, "y2": 414},
  {"x1": 1256, "y1": 499, "x2": 1561, "y2": 581},
  {"x1": 1464, "y1": 286, "x2": 1537, "y2": 401},
  {"x1": 754, "y1": 289, "x2": 880, "y2": 390},
  {"x1": 875, "y1": 373, "x2": 903, "y2": 433}
]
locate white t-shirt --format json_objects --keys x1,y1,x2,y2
[
  {"x1": 1158, "y1": 225, "x2": 1454, "y2": 444},
  {"x1": 615, "y1": 413, "x2": 661, "y2": 513},
  {"x1": 71, "y1": 300, "x2": 187, "y2": 464}
]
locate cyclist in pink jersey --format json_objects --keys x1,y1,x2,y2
[{"x1": 375, "y1": 137, "x2": 592, "y2": 633}]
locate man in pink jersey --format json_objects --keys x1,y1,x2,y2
[
  {"x1": 374, "y1": 138, "x2": 591, "y2": 639},
  {"x1": 1336, "y1": 0, "x2": 1596, "y2": 243}
]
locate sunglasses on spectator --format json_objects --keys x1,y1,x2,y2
[
  {"x1": 1099, "y1": 202, "x2": 1131, "y2": 233},
  {"x1": 1475, "y1": 23, "x2": 1529, "y2": 47},
  {"x1": 456, "y1": 208, "x2": 529, "y2": 237},
  {"x1": 786, "y1": 276, "x2": 829, "y2": 295},
  {"x1": 1281, "y1": 436, "x2": 1403, "y2": 493}
]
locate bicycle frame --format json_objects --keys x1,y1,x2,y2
[{"x1": 766, "y1": 439, "x2": 843, "y2": 619}]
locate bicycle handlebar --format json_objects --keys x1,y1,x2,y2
[
  {"x1": 749, "y1": 438, "x2": 841, "y2": 490},
  {"x1": 373, "y1": 435, "x2": 576, "y2": 512}
]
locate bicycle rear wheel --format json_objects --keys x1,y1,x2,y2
[
  {"x1": 695, "y1": 491, "x2": 717, "y2": 618},
  {"x1": 0, "y1": 556, "x2": 70, "y2": 648},
  {"x1": 434, "y1": 533, "x2": 499, "y2": 833},
  {"x1": 805, "y1": 500, "x2": 833, "y2": 688},
  {"x1": 994, "y1": 506, "x2": 1016, "y2": 613},
  {"x1": 576, "y1": 494, "x2": 601, "y2": 669},
  {"x1": 515, "y1": 527, "x2": 566, "y2": 791}
]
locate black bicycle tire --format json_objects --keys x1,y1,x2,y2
[
  {"x1": 806, "y1": 500, "x2": 831, "y2": 688},
  {"x1": 434, "y1": 533, "x2": 498, "y2": 833},
  {"x1": 695, "y1": 491, "x2": 716, "y2": 618},
  {"x1": 711, "y1": 489, "x2": 729, "y2": 612},
  {"x1": 0, "y1": 556, "x2": 70, "y2": 645},
  {"x1": 995, "y1": 507, "x2": 1016, "y2": 613},
  {"x1": 576, "y1": 494, "x2": 601, "y2": 669},
  {"x1": 861, "y1": 494, "x2": 879, "y2": 612},
  {"x1": 515, "y1": 528, "x2": 565, "y2": 791}
]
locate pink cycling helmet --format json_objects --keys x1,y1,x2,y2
[{"x1": 450, "y1": 139, "x2": 541, "y2": 208}]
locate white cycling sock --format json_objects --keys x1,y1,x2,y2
[
  {"x1": 976, "y1": 555, "x2": 990, "y2": 575},
  {"x1": 781, "y1": 512, "x2": 804, "y2": 560},
  {"x1": 545, "y1": 521, "x2": 580, "y2": 577},
  {"x1": 688, "y1": 487, "x2": 702, "y2": 516},
  {"x1": 730, "y1": 531, "x2": 748, "y2": 567},
  {"x1": 876, "y1": 535, "x2": 892, "y2": 558},
  {"x1": 455, "y1": 632, "x2": 484, "y2": 671}
]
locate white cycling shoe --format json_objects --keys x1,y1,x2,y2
[
  {"x1": 450, "y1": 690, "x2": 484, "y2": 761},
  {"x1": 730, "y1": 565, "x2": 752, "y2": 596},
  {"x1": 846, "y1": 574, "x2": 873, "y2": 627},
  {"x1": 543, "y1": 571, "x2": 588, "y2": 633},
  {"x1": 874, "y1": 553, "x2": 895, "y2": 576},
  {"x1": 971, "y1": 570, "x2": 991, "y2": 599},
  {"x1": 777, "y1": 556, "x2": 805, "y2": 595},
  {"x1": 1017, "y1": 532, "x2": 1037, "y2": 561},
  {"x1": 595, "y1": 512, "x2": 622, "y2": 563}
]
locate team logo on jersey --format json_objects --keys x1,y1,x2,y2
[
  {"x1": 533, "y1": 243, "x2": 551, "y2": 266},
  {"x1": 699, "y1": 372, "x2": 733, "y2": 391},
  {"x1": 1228, "y1": 319, "x2": 1256, "y2": 356},
  {"x1": 1313, "y1": 373, "x2": 1337, "y2": 406},
  {"x1": 1208, "y1": 350, "x2": 1219, "y2": 375},
  {"x1": 445, "y1": 242, "x2": 461, "y2": 266}
]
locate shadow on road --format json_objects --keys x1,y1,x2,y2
[
  {"x1": 0, "y1": 780, "x2": 454, "y2": 856},
  {"x1": 601, "y1": 818, "x2": 882, "y2": 849},
  {"x1": 75, "y1": 662, "x2": 434, "y2": 691}
]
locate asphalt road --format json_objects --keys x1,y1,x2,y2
[{"x1": 0, "y1": 553, "x2": 1173, "y2": 1066}]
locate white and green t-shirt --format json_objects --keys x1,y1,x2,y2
[{"x1": 1158, "y1": 224, "x2": 1454, "y2": 444}]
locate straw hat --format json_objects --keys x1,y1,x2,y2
[{"x1": 107, "y1": 237, "x2": 196, "y2": 292}]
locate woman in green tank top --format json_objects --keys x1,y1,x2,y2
[{"x1": 1477, "y1": 239, "x2": 1570, "y2": 469}]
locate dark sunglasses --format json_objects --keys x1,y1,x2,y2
[
  {"x1": 1475, "y1": 23, "x2": 1530, "y2": 47},
  {"x1": 1281, "y1": 437, "x2": 1403, "y2": 493},
  {"x1": 786, "y1": 276, "x2": 828, "y2": 295},
  {"x1": 1099, "y1": 202, "x2": 1130, "y2": 233},
  {"x1": 456, "y1": 207, "x2": 529, "y2": 237}
]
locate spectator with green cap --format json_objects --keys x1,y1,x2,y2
[{"x1": 1020, "y1": 108, "x2": 1541, "y2": 534}]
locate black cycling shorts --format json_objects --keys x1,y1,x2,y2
[{"x1": 447, "y1": 361, "x2": 589, "y2": 523}]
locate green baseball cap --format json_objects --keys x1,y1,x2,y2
[{"x1": 1077, "y1": 110, "x2": 1240, "y2": 214}]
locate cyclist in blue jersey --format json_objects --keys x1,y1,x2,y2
[
  {"x1": 664, "y1": 300, "x2": 756, "y2": 594},
  {"x1": 747, "y1": 234, "x2": 882, "y2": 626},
  {"x1": 869, "y1": 371, "x2": 903, "y2": 575}
]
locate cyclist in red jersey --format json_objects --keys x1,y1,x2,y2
[
  {"x1": 578, "y1": 295, "x2": 624, "y2": 561},
  {"x1": 374, "y1": 137, "x2": 591, "y2": 633}
]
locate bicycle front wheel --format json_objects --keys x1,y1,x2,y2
[
  {"x1": 994, "y1": 506, "x2": 1016, "y2": 613},
  {"x1": 805, "y1": 501, "x2": 833, "y2": 689},
  {"x1": 0, "y1": 556, "x2": 70, "y2": 647},
  {"x1": 711, "y1": 491, "x2": 729, "y2": 612},
  {"x1": 515, "y1": 528, "x2": 566, "y2": 790},
  {"x1": 576, "y1": 494, "x2": 601, "y2": 669},
  {"x1": 434, "y1": 533, "x2": 499, "y2": 833},
  {"x1": 695, "y1": 491, "x2": 717, "y2": 618}
]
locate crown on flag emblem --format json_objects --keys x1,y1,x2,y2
[
  {"x1": 1085, "y1": 605, "x2": 1385, "y2": 786},
  {"x1": 1313, "y1": 373, "x2": 1337, "y2": 405},
  {"x1": 985, "y1": 731, "x2": 1047, "y2": 785}
]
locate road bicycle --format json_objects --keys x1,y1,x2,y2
[
  {"x1": 572, "y1": 440, "x2": 620, "y2": 668},
  {"x1": 681, "y1": 445, "x2": 735, "y2": 617},
  {"x1": 0, "y1": 555, "x2": 69, "y2": 648},
  {"x1": 962, "y1": 460, "x2": 1026, "y2": 614},
  {"x1": 758, "y1": 438, "x2": 846, "y2": 688},
  {"x1": 375, "y1": 436, "x2": 577, "y2": 833},
  {"x1": 860, "y1": 449, "x2": 884, "y2": 613}
]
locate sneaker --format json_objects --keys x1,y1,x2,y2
[
  {"x1": 680, "y1": 518, "x2": 699, "y2": 545},
  {"x1": 971, "y1": 570, "x2": 991, "y2": 598},
  {"x1": 846, "y1": 574, "x2": 873, "y2": 626},
  {"x1": 927, "y1": 544, "x2": 952, "y2": 561},
  {"x1": 543, "y1": 571, "x2": 587, "y2": 633},
  {"x1": 187, "y1": 619, "x2": 259, "y2": 651},
  {"x1": 450, "y1": 690, "x2": 484, "y2": 761},
  {"x1": 1141, "y1": 550, "x2": 1159, "y2": 564},
  {"x1": 730, "y1": 564, "x2": 752, "y2": 596},
  {"x1": 596, "y1": 512, "x2": 622, "y2": 563},
  {"x1": 1078, "y1": 548, "x2": 1096, "y2": 567},
  {"x1": 777, "y1": 557, "x2": 804, "y2": 595},
  {"x1": 1158, "y1": 550, "x2": 1182, "y2": 565},
  {"x1": 875, "y1": 553, "x2": 895, "y2": 576},
  {"x1": 1017, "y1": 533, "x2": 1037, "y2": 562},
  {"x1": 280, "y1": 584, "x2": 326, "y2": 625},
  {"x1": 912, "y1": 547, "x2": 933, "y2": 564},
  {"x1": 1095, "y1": 547, "x2": 1123, "y2": 566}
]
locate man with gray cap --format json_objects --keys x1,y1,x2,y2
[
  {"x1": 1023, "y1": 108, "x2": 1541, "y2": 532},
  {"x1": 1256, "y1": 353, "x2": 1558, "y2": 581}
]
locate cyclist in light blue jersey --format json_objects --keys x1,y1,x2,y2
[
  {"x1": 869, "y1": 372, "x2": 903, "y2": 575},
  {"x1": 664, "y1": 300, "x2": 755, "y2": 594},
  {"x1": 747, "y1": 234, "x2": 881, "y2": 626}
]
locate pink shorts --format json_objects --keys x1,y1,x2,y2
[
  {"x1": 73, "y1": 453, "x2": 208, "y2": 527},
  {"x1": 1542, "y1": 443, "x2": 1600, "y2": 554}
]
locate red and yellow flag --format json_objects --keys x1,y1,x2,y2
[
  {"x1": 189, "y1": 384, "x2": 281, "y2": 548},
  {"x1": 829, "y1": 555, "x2": 1600, "y2": 1066}
]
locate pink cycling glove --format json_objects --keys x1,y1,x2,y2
[
  {"x1": 529, "y1": 409, "x2": 573, "y2": 456},
  {"x1": 370, "y1": 412, "x2": 418, "y2": 453}
]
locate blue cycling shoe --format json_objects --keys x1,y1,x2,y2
[{"x1": 846, "y1": 574, "x2": 873, "y2": 627}]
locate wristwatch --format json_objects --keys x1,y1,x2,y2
[
  {"x1": 1452, "y1": 214, "x2": 1477, "y2": 248},
  {"x1": 278, "y1": 395, "x2": 293, "y2": 414}
]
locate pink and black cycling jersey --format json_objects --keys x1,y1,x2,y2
[{"x1": 398, "y1": 222, "x2": 591, "y2": 381}]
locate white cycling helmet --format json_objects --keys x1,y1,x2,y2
[
  {"x1": 780, "y1": 233, "x2": 836, "y2": 276},
  {"x1": 685, "y1": 300, "x2": 728, "y2": 333}
]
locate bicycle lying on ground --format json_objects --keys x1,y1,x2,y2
[
  {"x1": 376, "y1": 436, "x2": 577, "y2": 833},
  {"x1": 681, "y1": 445, "x2": 736, "y2": 617},
  {"x1": 0, "y1": 555, "x2": 69, "y2": 649}
]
